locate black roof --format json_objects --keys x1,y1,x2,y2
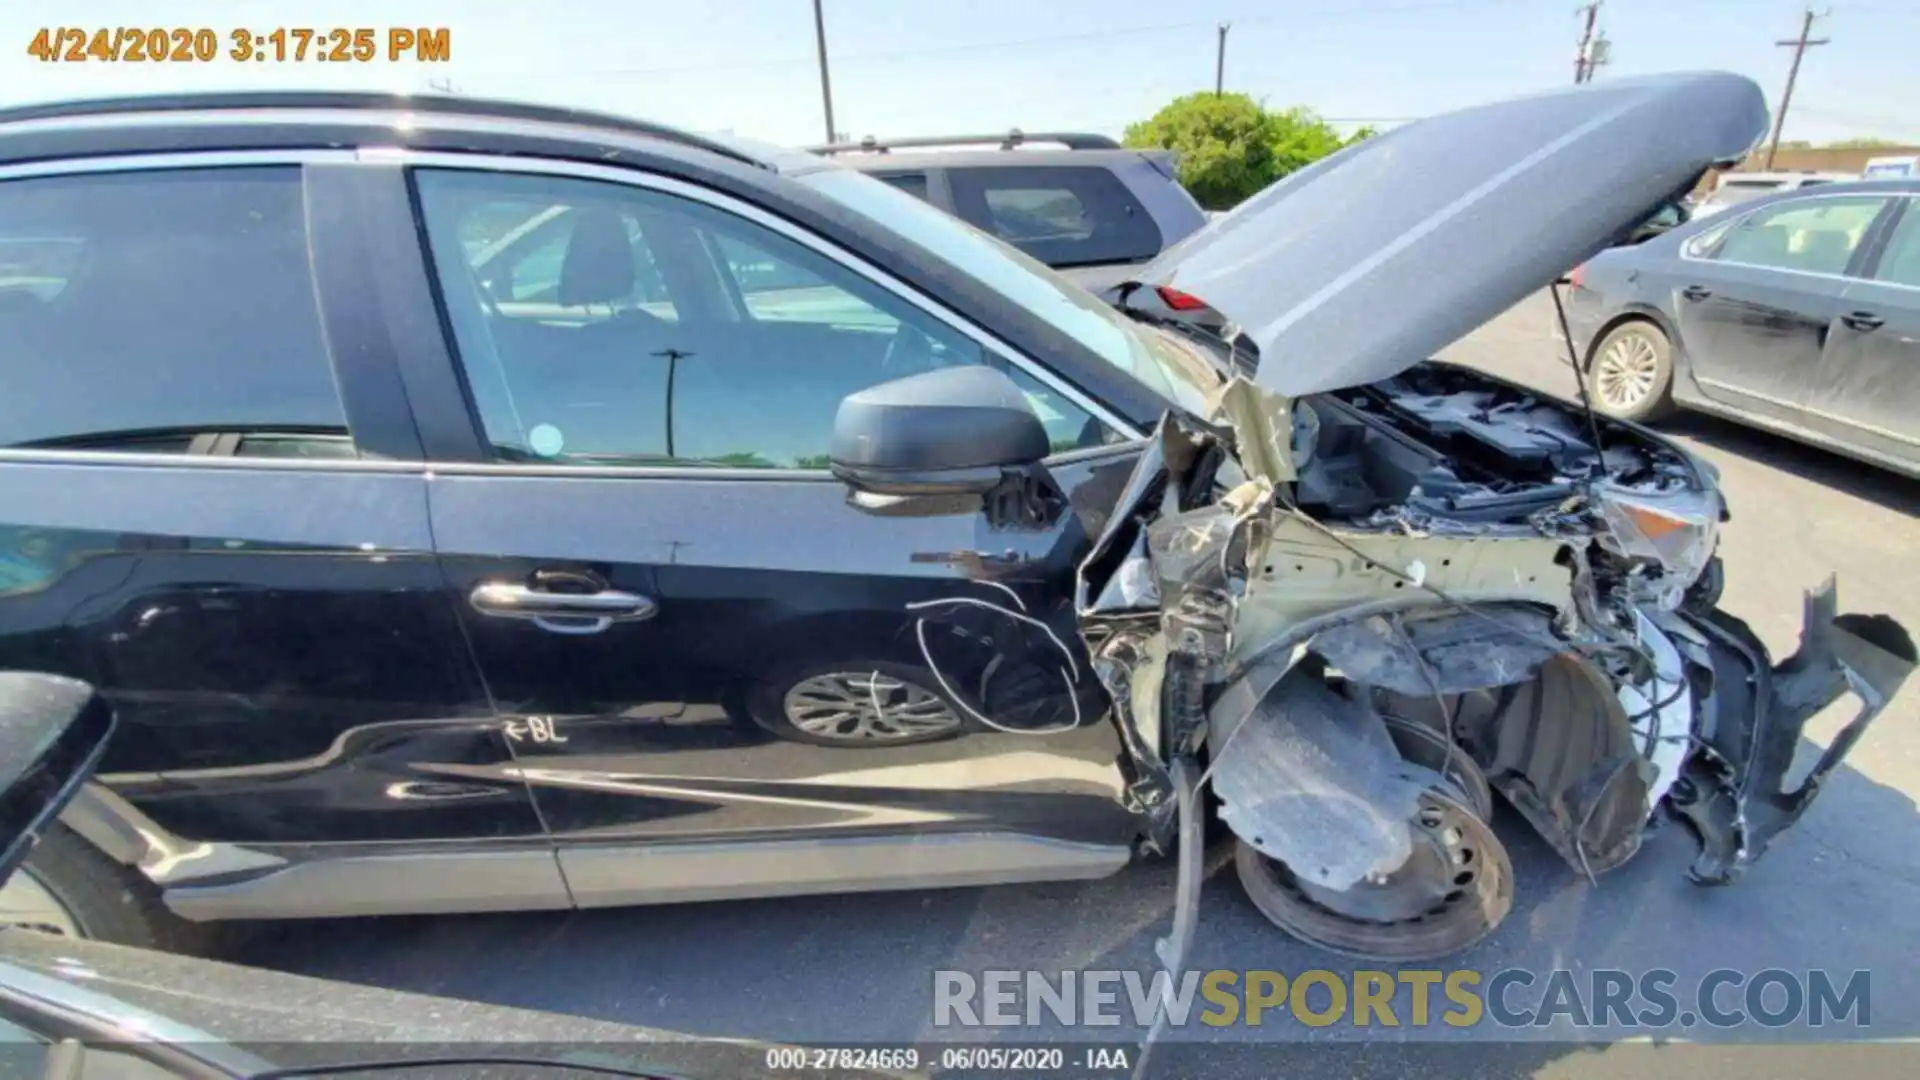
[{"x1": 0, "y1": 91, "x2": 778, "y2": 171}]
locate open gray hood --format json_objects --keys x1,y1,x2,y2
[{"x1": 1130, "y1": 72, "x2": 1769, "y2": 396}]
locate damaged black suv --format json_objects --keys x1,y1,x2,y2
[{"x1": 0, "y1": 74, "x2": 1910, "y2": 962}]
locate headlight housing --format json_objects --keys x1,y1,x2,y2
[{"x1": 1595, "y1": 483, "x2": 1722, "y2": 609}]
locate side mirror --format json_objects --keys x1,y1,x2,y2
[
  {"x1": 0, "y1": 674, "x2": 115, "y2": 887},
  {"x1": 830, "y1": 366, "x2": 1050, "y2": 496}
]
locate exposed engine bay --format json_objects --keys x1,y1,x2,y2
[{"x1": 1075, "y1": 361, "x2": 1915, "y2": 964}]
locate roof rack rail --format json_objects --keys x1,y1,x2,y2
[
  {"x1": 807, "y1": 129, "x2": 1122, "y2": 155},
  {"x1": 0, "y1": 91, "x2": 770, "y2": 169}
]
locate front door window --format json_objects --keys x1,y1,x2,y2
[{"x1": 413, "y1": 169, "x2": 1115, "y2": 468}]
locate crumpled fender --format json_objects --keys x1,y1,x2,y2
[{"x1": 1670, "y1": 577, "x2": 1915, "y2": 885}]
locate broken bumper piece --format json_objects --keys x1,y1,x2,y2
[{"x1": 1670, "y1": 578, "x2": 1915, "y2": 886}]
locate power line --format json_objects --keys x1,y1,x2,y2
[{"x1": 1765, "y1": 7, "x2": 1831, "y2": 168}]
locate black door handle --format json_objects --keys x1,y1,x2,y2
[
  {"x1": 1841, "y1": 311, "x2": 1885, "y2": 332},
  {"x1": 1681, "y1": 285, "x2": 1713, "y2": 302}
]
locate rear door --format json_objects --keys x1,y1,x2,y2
[
  {"x1": 0, "y1": 158, "x2": 547, "y2": 867},
  {"x1": 1674, "y1": 193, "x2": 1891, "y2": 423},
  {"x1": 1811, "y1": 196, "x2": 1920, "y2": 468},
  {"x1": 402, "y1": 156, "x2": 1143, "y2": 905}
]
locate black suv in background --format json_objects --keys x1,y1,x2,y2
[{"x1": 810, "y1": 131, "x2": 1208, "y2": 289}]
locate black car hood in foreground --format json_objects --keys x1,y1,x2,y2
[{"x1": 1129, "y1": 71, "x2": 1768, "y2": 396}]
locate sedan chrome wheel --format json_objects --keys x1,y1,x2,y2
[
  {"x1": 1595, "y1": 331, "x2": 1662, "y2": 411},
  {"x1": 783, "y1": 671, "x2": 961, "y2": 743},
  {"x1": 0, "y1": 868, "x2": 84, "y2": 938}
]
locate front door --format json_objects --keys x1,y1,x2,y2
[
  {"x1": 1808, "y1": 197, "x2": 1920, "y2": 468},
  {"x1": 406, "y1": 161, "x2": 1143, "y2": 906},
  {"x1": 1676, "y1": 194, "x2": 1890, "y2": 422}
]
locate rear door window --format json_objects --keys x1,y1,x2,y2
[
  {"x1": 946, "y1": 165, "x2": 1162, "y2": 267},
  {"x1": 1714, "y1": 196, "x2": 1889, "y2": 275},
  {"x1": 0, "y1": 167, "x2": 346, "y2": 452}
]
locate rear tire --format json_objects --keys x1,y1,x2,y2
[
  {"x1": 1588, "y1": 320, "x2": 1676, "y2": 423},
  {"x1": 6, "y1": 825, "x2": 219, "y2": 955}
]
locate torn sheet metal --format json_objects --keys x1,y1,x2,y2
[
  {"x1": 1672, "y1": 578, "x2": 1916, "y2": 885},
  {"x1": 1310, "y1": 606, "x2": 1562, "y2": 696},
  {"x1": 1228, "y1": 513, "x2": 1578, "y2": 671},
  {"x1": 1206, "y1": 376, "x2": 1296, "y2": 485},
  {"x1": 1208, "y1": 661, "x2": 1439, "y2": 892}
]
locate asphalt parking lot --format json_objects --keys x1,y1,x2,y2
[{"x1": 229, "y1": 292, "x2": 1920, "y2": 1073}]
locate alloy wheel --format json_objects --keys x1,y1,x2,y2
[
  {"x1": 1594, "y1": 331, "x2": 1662, "y2": 411},
  {"x1": 782, "y1": 671, "x2": 962, "y2": 742}
]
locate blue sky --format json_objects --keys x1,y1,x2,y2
[{"x1": 2, "y1": 1, "x2": 1914, "y2": 146}]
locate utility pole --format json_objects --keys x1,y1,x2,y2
[
  {"x1": 1765, "y1": 8, "x2": 1830, "y2": 169},
  {"x1": 1215, "y1": 22, "x2": 1230, "y2": 95},
  {"x1": 1573, "y1": 2, "x2": 1601, "y2": 84},
  {"x1": 812, "y1": 0, "x2": 837, "y2": 143}
]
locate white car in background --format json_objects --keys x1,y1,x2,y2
[{"x1": 1693, "y1": 170, "x2": 1857, "y2": 216}]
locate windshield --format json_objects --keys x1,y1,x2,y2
[{"x1": 797, "y1": 167, "x2": 1216, "y2": 416}]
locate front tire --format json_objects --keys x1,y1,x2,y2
[
  {"x1": 1588, "y1": 320, "x2": 1676, "y2": 423},
  {"x1": 1235, "y1": 788, "x2": 1513, "y2": 962},
  {"x1": 3, "y1": 825, "x2": 217, "y2": 954}
]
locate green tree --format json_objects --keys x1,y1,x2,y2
[
  {"x1": 1266, "y1": 106, "x2": 1348, "y2": 176},
  {"x1": 1124, "y1": 92, "x2": 1277, "y2": 210},
  {"x1": 1124, "y1": 93, "x2": 1357, "y2": 210}
]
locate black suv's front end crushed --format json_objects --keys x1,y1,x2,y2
[{"x1": 1078, "y1": 373, "x2": 1913, "y2": 962}]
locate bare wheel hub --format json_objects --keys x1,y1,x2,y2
[
  {"x1": 783, "y1": 671, "x2": 960, "y2": 742},
  {"x1": 1237, "y1": 781, "x2": 1513, "y2": 961},
  {"x1": 1291, "y1": 795, "x2": 1489, "y2": 923}
]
